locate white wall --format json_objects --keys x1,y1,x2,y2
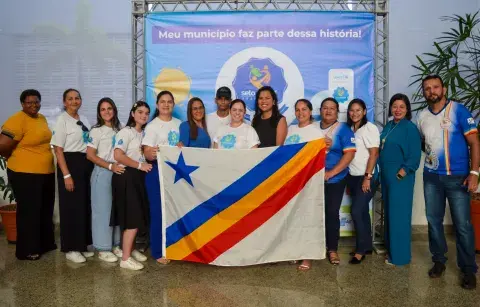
[{"x1": 1, "y1": 0, "x2": 480, "y2": 225}]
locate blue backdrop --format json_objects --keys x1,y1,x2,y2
[{"x1": 145, "y1": 11, "x2": 375, "y2": 125}]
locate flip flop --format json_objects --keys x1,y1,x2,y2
[
  {"x1": 156, "y1": 257, "x2": 170, "y2": 265},
  {"x1": 297, "y1": 261, "x2": 312, "y2": 271}
]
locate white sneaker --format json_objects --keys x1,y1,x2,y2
[
  {"x1": 112, "y1": 246, "x2": 123, "y2": 258},
  {"x1": 98, "y1": 251, "x2": 118, "y2": 263},
  {"x1": 66, "y1": 251, "x2": 86, "y2": 263},
  {"x1": 120, "y1": 257, "x2": 144, "y2": 270},
  {"x1": 82, "y1": 251, "x2": 94, "y2": 258},
  {"x1": 131, "y1": 250, "x2": 147, "y2": 262}
]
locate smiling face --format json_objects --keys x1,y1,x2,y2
[
  {"x1": 320, "y1": 100, "x2": 338, "y2": 124},
  {"x1": 230, "y1": 101, "x2": 246, "y2": 124},
  {"x1": 99, "y1": 101, "x2": 114, "y2": 123},
  {"x1": 348, "y1": 102, "x2": 366, "y2": 125},
  {"x1": 257, "y1": 90, "x2": 275, "y2": 113},
  {"x1": 157, "y1": 93, "x2": 174, "y2": 116},
  {"x1": 63, "y1": 90, "x2": 82, "y2": 114},
  {"x1": 391, "y1": 99, "x2": 408, "y2": 122},
  {"x1": 191, "y1": 100, "x2": 205, "y2": 122},
  {"x1": 295, "y1": 101, "x2": 312, "y2": 126},
  {"x1": 21, "y1": 95, "x2": 41, "y2": 117},
  {"x1": 133, "y1": 106, "x2": 150, "y2": 126},
  {"x1": 215, "y1": 96, "x2": 231, "y2": 112}
]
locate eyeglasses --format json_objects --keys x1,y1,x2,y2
[
  {"x1": 76, "y1": 121, "x2": 89, "y2": 132},
  {"x1": 23, "y1": 100, "x2": 40, "y2": 105},
  {"x1": 192, "y1": 106, "x2": 204, "y2": 112}
]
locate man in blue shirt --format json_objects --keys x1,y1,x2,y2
[{"x1": 417, "y1": 75, "x2": 480, "y2": 290}]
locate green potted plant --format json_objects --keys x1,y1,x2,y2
[
  {"x1": 410, "y1": 11, "x2": 480, "y2": 253},
  {"x1": 0, "y1": 155, "x2": 16, "y2": 243}
]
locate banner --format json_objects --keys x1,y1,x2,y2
[
  {"x1": 145, "y1": 11, "x2": 375, "y2": 123},
  {"x1": 159, "y1": 140, "x2": 326, "y2": 266},
  {"x1": 146, "y1": 11, "x2": 375, "y2": 236}
]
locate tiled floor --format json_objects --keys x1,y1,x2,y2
[{"x1": 0, "y1": 234, "x2": 479, "y2": 307}]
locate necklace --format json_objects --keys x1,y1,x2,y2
[{"x1": 381, "y1": 120, "x2": 401, "y2": 150}]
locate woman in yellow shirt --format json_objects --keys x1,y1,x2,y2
[{"x1": 0, "y1": 89, "x2": 56, "y2": 260}]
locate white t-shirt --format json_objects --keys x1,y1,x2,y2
[
  {"x1": 349, "y1": 122, "x2": 380, "y2": 176},
  {"x1": 114, "y1": 126, "x2": 145, "y2": 165},
  {"x1": 50, "y1": 112, "x2": 91, "y2": 153},
  {"x1": 87, "y1": 125, "x2": 117, "y2": 163},
  {"x1": 206, "y1": 112, "x2": 231, "y2": 145},
  {"x1": 141, "y1": 117, "x2": 181, "y2": 147},
  {"x1": 284, "y1": 123, "x2": 324, "y2": 145},
  {"x1": 214, "y1": 123, "x2": 260, "y2": 149}
]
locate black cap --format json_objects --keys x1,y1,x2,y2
[{"x1": 216, "y1": 86, "x2": 232, "y2": 100}]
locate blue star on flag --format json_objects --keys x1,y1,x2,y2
[{"x1": 165, "y1": 152, "x2": 199, "y2": 187}]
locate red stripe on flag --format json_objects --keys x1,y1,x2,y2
[{"x1": 183, "y1": 148, "x2": 325, "y2": 264}]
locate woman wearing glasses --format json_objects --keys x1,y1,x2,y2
[
  {"x1": 51, "y1": 88, "x2": 94, "y2": 263},
  {"x1": 178, "y1": 97, "x2": 211, "y2": 148},
  {"x1": 0, "y1": 89, "x2": 56, "y2": 260}
]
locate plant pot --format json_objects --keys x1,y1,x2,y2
[
  {"x1": 0, "y1": 204, "x2": 16, "y2": 244},
  {"x1": 471, "y1": 196, "x2": 480, "y2": 254}
]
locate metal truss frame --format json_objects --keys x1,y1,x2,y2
[{"x1": 132, "y1": 0, "x2": 389, "y2": 252}]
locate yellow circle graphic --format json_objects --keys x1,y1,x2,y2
[{"x1": 154, "y1": 68, "x2": 191, "y2": 104}]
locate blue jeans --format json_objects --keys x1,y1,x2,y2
[
  {"x1": 91, "y1": 166, "x2": 121, "y2": 251},
  {"x1": 423, "y1": 172, "x2": 478, "y2": 273}
]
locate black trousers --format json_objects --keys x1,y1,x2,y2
[
  {"x1": 325, "y1": 177, "x2": 347, "y2": 251},
  {"x1": 57, "y1": 152, "x2": 93, "y2": 252},
  {"x1": 7, "y1": 169, "x2": 56, "y2": 259}
]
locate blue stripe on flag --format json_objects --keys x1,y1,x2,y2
[{"x1": 166, "y1": 142, "x2": 307, "y2": 247}]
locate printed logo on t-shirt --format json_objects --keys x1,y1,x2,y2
[
  {"x1": 111, "y1": 135, "x2": 116, "y2": 147},
  {"x1": 468, "y1": 117, "x2": 475, "y2": 125},
  {"x1": 88, "y1": 136, "x2": 93, "y2": 144},
  {"x1": 168, "y1": 130, "x2": 180, "y2": 146},
  {"x1": 117, "y1": 139, "x2": 124, "y2": 145},
  {"x1": 425, "y1": 143, "x2": 439, "y2": 170},
  {"x1": 285, "y1": 134, "x2": 301, "y2": 145},
  {"x1": 82, "y1": 132, "x2": 89, "y2": 144},
  {"x1": 350, "y1": 137, "x2": 356, "y2": 143},
  {"x1": 220, "y1": 134, "x2": 236, "y2": 149},
  {"x1": 52, "y1": 131, "x2": 55, "y2": 135}
]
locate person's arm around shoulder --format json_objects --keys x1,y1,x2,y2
[{"x1": 86, "y1": 128, "x2": 125, "y2": 174}]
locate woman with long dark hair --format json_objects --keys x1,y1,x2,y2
[
  {"x1": 111, "y1": 101, "x2": 152, "y2": 270},
  {"x1": 51, "y1": 88, "x2": 94, "y2": 263},
  {"x1": 86, "y1": 98, "x2": 124, "y2": 262},
  {"x1": 178, "y1": 97, "x2": 211, "y2": 148},
  {"x1": 251, "y1": 86, "x2": 287, "y2": 147},
  {"x1": 142, "y1": 91, "x2": 181, "y2": 264},
  {"x1": 345, "y1": 98, "x2": 380, "y2": 264}
]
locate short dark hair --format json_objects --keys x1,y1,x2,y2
[
  {"x1": 126, "y1": 101, "x2": 150, "y2": 129},
  {"x1": 153, "y1": 90, "x2": 175, "y2": 118},
  {"x1": 20, "y1": 89, "x2": 41, "y2": 104},
  {"x1": 347, "y1": 98, "x2": 368, "y2": 129},
  {"x1": 422, "y1": 75, "x2": 444, "y2": 90},
  {"x1": 320, "y1": 97, "x2": 339, "y2": 111},
  {"x1": 388, "y1": 93, "x2": 412, "y2": 121},
  {"x1": 295, "y1": 99, "x2": 314, "y2": 122}
]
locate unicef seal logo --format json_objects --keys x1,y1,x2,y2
[
  {"x1": 285, "y1": 134, "x2": 301, "y2": 145},
  {"x1": 333, "y1": 87, "x2": 349, "y2": 103},
  {"x1": 168, "y1": 130, "x2": 180, "y2": 146},
  {"x1": 216, "y1": 47, "x2": 304, "y2": 125},
  {"x1": 220, "y1": 134, "x2": 236, "y2": 149},
  {"x1": 232, "y1": 58, "x2": 288, "y2": 120}
]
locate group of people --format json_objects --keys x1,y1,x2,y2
[{"x1": 0, "y1": 75, "x2": 477, "y2": 289}]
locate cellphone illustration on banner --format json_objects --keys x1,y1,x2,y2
[{"x1": 328, "y1": 69, "x2": 354, "y2": 122}]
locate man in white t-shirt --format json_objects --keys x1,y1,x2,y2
[{"x1": 206, "y1": 86, "x2": 232, "y2": 145}]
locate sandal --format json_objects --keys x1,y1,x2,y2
[
  {"x1": 297, "y1": 260, "x2": 312, "y2": 271},
  {"x1": 327, "y1": 251, "x2": 340, "y2": 265},
  {"x1": 156, "y1": 257, "x2": 170, "y2": 265}
]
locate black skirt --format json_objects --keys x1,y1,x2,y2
[
  {"x1": 57, "y1": 152, "x2": 93, "y2": 253},
  {"x1": 111, "y1": 167, "x2": 149, "y2": 232}
]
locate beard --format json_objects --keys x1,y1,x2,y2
[{"x1": 426, "y1": 94, "x2": 443, "y2": 104}]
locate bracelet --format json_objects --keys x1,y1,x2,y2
[
  {"x1": 108, "y1": 164, "x2": 112, "y2": 171},
  {"x1": 63, "y1": 174, "x2": 71, "y2": 179},
  {"x1": 138, "y1": 162, "x2": 142, "y2": 170},
  {"x1": 470, "y1": 170, "x2": 479, "y2": 176}
]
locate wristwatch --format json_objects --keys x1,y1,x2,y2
[
  {"x1": 396, "y1": 173, "x2": 405, "y2": 180},
  {"x1": 365, "y1": 173, "x2": 373, "y2": 180}
]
